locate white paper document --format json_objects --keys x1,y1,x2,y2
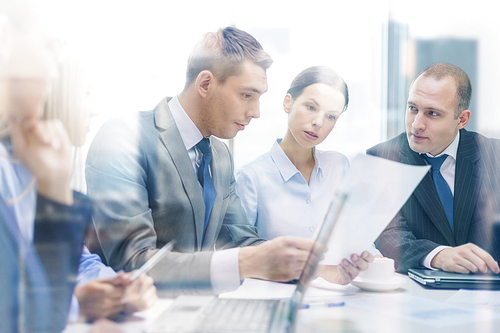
[
  {"x1": 447, "y1": 289, "x2": 500, "y2": 306},
  {"x1": 321, "y1": 154, "x2": 430, "y2": 265},
  {"x1": 347, "y1": 293, "x2": 484, "y2": 327}
]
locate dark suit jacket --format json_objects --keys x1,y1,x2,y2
[
  {"x1": 85, "y1": 97, "x2": 264, "y2": 290},
  {"x1": 367, "y1": 129, "x2": 500, "y2": 273}
]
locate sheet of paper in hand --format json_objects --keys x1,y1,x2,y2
[{"x1": 321, "y1": 153, "x2": 429, "y2": 265}]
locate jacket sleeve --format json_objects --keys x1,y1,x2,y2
[{"x1": 34, "y1": 191, "x2": 92, "y2": 332}]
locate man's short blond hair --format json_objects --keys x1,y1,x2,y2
[{"x1": 184, "y1": 27, "x2": 272, "y2": 89}]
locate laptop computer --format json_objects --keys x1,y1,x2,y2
[
  {"x1": 146, "y1": 193, "x2": 348, "y2": 333},
  {"x1": 408, "y1": 268, "x2": 500, "y2": 290}
]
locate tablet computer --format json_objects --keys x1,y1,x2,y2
[{"x1": 408, "y1": 268, "x2": 500, "y2": 290}]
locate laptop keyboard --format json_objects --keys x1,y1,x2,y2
[{"x1": 199, "y1": 298, "x2": 286, "y2": 332}]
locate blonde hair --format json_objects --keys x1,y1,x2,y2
[
  {"x1": 44, "y1": 48, "x2": 92, "y2": 193},
  {"x1": 0, "y1": 7, "x2": 57, "y2": 137},
  {"x1": 45, "y1": 48, "x2": 89, "y2": 147},
  {"x1": 0, "y1": 1, "x2": 56, "y2": 201}
]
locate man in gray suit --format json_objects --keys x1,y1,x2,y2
[
  {"x1": 86, "y1": 27, "x2": 372, "y2": 294},
  {"x1": 368, "y1": 63, "x2": 500, "y2": 275}
]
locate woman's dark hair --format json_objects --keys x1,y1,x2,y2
[{"x1": 287, "y1": 66, "x2": 349, "y2": 112}]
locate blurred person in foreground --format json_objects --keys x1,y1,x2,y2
[
  {"x1": 45, "y1": 47, "x2": 157, "y2": 322},
  {"x1": 0, "y1": 7, "x2": 90, "y2": 332},
  {"x1": 368, "y1": 63, "x2": 500, "y2": 275},
  {"x1": 0, "y1": 6, "x2": 154, "y2": 333}
]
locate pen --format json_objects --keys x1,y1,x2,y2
[{"x1": 300, "y1": 301, "x2": 345, "y2": 309}]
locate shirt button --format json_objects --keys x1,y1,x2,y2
[
  {"x1": 309, "y1": 227, "x2": 314, "y2": 232},
  {"x1": 306, "y1": 200, "x2": 310, "y2": 204}
]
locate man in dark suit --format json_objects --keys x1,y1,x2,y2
[
  {"x1": 86, "y1": 27, "x2": 373, "y2": 294},
  {"x1": 368, "y1": 63, "x2": 500, "y2": 275}
]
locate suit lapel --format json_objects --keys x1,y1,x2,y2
[
  {"x1": 453, "y1": 129, "x2": 480, "y2": 245},
  {"x1": 154, "y1": 98, "x2": 205, "y2": 250},
  {"x1": 400, "y1": 138, "x2": 456, "y2": 245}
]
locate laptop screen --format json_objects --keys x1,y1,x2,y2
[{"x1": 288, "y1": 193, "x2": 348, "y2": 322}]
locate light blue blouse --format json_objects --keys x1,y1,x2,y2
[{"x1": 236, "y1": 139, "x2": 349, "y2": 240}]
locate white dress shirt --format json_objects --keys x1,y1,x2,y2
[
  {"x1": 422, "y1": 131, "x2": 460, "y2": 269},
  {"x1": 168, "y1": 96, "x2": 240, "y2": 294}
]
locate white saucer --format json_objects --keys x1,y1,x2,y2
[{"x1": 350, "y1": 275, "x2": 406, "y2": 292}]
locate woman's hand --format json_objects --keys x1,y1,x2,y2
[{"x1": 317, "y1": 251, "x2": 374, "y2": 285}]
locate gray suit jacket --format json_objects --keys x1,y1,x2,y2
[
  {"x1": 85, "y1": 98, "x2": 264, "y2": 289},
  {"x1": 367, "y1": 129, "x2": 500, "y2": 273}
]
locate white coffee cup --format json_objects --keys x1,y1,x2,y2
[{"x1": 357, "y1": 257, "x2": 395, "y2": 282}]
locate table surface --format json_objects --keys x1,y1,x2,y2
[{"x1": 64, "y1": 274, "x2": 500, "y2": 333}]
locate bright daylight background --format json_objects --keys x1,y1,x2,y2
[{"x1": 35, "y1": 0, "x2": 500, "y2": 185}]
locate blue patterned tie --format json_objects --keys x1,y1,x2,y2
[
  {"x1": 424, "y1": 154, "x2": 454, "y2": 233},
  {"x1": 196, "y1": 138, "x2": 217, "y2": 241}
]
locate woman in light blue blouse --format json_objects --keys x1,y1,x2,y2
[
  {"x1": 236, "y1": 66, "x2": 379, "y2": 283},
  {"x1": 237, "y1": 66, "x2": 350, "y2": 240}
]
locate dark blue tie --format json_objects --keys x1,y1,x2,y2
[
  {"x1": 196, "y1": 138, "x2": 217, "y2": 241},
  {"x1": 424, "y1": 154, "x2": 454, "y2": 233}
]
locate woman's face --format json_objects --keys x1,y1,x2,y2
[{"x1": 284, "y1": 83, "x2": 345, "y2": 149}]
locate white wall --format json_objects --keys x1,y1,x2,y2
[
  {"x1": 37, "y1": 0, "x2": 500, "y2": 174},
  {"x1": 38, "y1": 0, "x2": 391, "y2": 170},
  {"x1": 392, "y1": 0, "x2": 500, "y2": 138}
]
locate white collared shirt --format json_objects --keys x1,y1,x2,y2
[
  {"x1": 168, "y1": 96, "x2": 240, "y2": 294},
  {"x1": 422, "y1": 131, "x2": 460, "y2": 269},
  {"x1": 236, "y1": 139, "x2": 348, "y2": 239},
  {"x1": 168, "y1": 96, "x2": 203, "y2": 171}
]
